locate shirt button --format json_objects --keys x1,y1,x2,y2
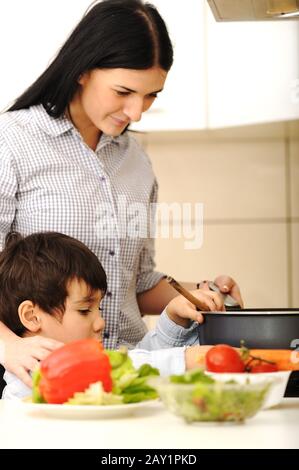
[
  {"x1": 109, "y1": 250, "x2": 115, "y2": 256},
  {"x1": 100, "y1": 176, "x2": 106, "y2": 182}
]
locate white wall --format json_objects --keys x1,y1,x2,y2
[
  {"x1": 141, "y1": 121, "x2": 299, "y2": 310},
  {"x1": 0, "y1": 0, "x2": 92, "y2": 110}
]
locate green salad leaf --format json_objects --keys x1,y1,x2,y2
[
  {"x1": 32, "y1": 368, "x2": 45, "y2": 404},
  {"x1": 105, "y1": 349, "x2": 159, "y2": 403},
  {"x1": 170, "y1": 368, "x2": 215, "y2": 385}
]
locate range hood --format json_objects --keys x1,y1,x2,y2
[{"x1": 207, "y1": 0, "x2": 299, "y2": 21}]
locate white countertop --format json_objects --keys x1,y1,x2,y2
[{"x1": 0, "y1": 398, "x2": 298, "y2": 449}]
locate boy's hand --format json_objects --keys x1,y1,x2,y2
[
  {"x1": 185, "y1": 345, "x2": 212, "y2": 370},
  {"x1": 165, "y1": 287, "x2": 225, "y2": 327},
  {"x1": 1, "y1": 335, "x2": 64, "y2": 387}
]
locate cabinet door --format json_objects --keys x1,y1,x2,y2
[
  {"x1": 131, "y1": 0, "x2": 207, "y2": 131},
  {"x1": 206, "y1": 5, "x2": 299, "y2": 128}
]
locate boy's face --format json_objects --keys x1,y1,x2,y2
[{"x1": 24, "y1": 278, "x2": 105, "y2": 343}]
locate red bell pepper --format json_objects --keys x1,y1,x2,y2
[{"x1": 38, "y1": 339, "x2": 112, "y2": 404}]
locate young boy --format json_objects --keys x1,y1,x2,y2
[{"x1": 0, "y1": 232, "x2": 216, "y2": 400}]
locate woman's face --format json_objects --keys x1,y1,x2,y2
[{"x1": 72, "y1": 67, "x2": 167, "y2": 136}]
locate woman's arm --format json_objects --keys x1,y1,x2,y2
[
  {"x1": 137, "y1": 277, "x2": 244, "y2": 316},
  {"x1": 137, "y1": 278, "x2": 178, "y2": 315}
]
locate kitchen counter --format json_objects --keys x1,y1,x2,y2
[{"x1": 0, "y1": 398, "x2": 298, "y2": 449}]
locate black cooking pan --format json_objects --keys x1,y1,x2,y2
[
  {"x1": 166, "y1": 277, "x2": 299, "y2": 348},
  {"x1": 198, "y1": 308, "x2": 299, "y2": 349}
]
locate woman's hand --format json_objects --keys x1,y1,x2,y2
[
  {"x1": 1, "y1": 335, "x2": 64, "y2": 387},
  {"x1": 213, "y1": 275, "x2": 244, "y2": 308},
  {"x1": 198, "y1": 275, "x2": 244, "y2": 308},
  {"x1": 166, "y1": 287, "x2": 225, "y2": 327}
]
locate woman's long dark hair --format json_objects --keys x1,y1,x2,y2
[{"x1": 8, "y1": 0, "x2": 173, "y2": 117}]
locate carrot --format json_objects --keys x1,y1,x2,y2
[{"x1": 247, "y1": 349, "x2": 299, "y2": 371}]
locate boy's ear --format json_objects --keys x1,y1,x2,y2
[{"x1": 18, "y1": 301, "x2": 41, "y2": 333}]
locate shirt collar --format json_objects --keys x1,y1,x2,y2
[
  {"x1": 96, "y1": 133, "x2": 125, "y2": 151},
  {"x1": 30, "y1": 104, "x2": 73, "y2": 136},
  {"x1": 30, "y1": 104, "x2": 126, "y2": 147}
]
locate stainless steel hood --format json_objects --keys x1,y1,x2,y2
[{"x1": 207, "y1": 0, "x2": 299, "y2": 21}]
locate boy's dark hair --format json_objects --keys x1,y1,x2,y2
[
  {"x1": 0, "y1": 232, "x2": 107, "y2": 336},
  {"x1": 8, "y1": 0, "x2": 173, "y2": 117}
]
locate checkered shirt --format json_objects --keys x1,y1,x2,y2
[{"x1": 0, "y1": 104, "x2": 164, "y2": 348}]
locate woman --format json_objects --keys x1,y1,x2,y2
[{"x1": 0, "y1": 0, "x2": 242, "y2": 387}]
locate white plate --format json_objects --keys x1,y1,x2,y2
[{"x1": 20, "y1": 399, "x2": 159, "y2": 419}]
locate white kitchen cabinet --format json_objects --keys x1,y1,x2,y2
[
  {"x1": 205, "y1": 5, "x2": 299, "y2": 128},
  {"x1": 131, "y1": 0, "x2": 207, "y2": 132},
  {"x1": 134, "y1": 0, "x2": 299, "y2": 131}
]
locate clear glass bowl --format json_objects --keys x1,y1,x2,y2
[
  {"x1": 205, "y1": 371, "x2": 291, "y2": 409},
  {"x1": 151, "y1": 377, "x2": 275, "y2": 423}
]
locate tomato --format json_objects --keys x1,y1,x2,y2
[
  {"x1": 206, "y1": 344, "x2": 245, "y2": 373},
  {"x1": 249, "y1": 362, "x2": 278, "y2": 373}
]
